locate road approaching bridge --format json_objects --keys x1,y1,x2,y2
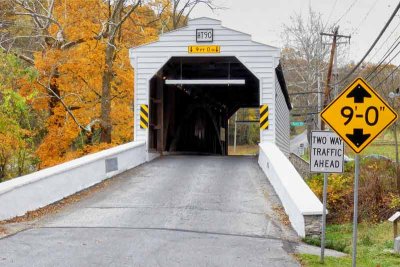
[{"x1": 0, "y1": 156, "x2": 300, "y2": 266}]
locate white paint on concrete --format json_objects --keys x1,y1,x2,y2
[
  {"x1": 0, "y1": 141, "x2": 146, "y2": 221},
  {"x1": 258, "y1": 142, "x2": 323, "y2": 237}
]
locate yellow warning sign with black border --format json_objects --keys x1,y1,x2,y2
[
  {"x1": 140, "y1": 104, "x2": 149, "y2": 129},
  {"x1": 260, "y1": 104, "x2": 269, "y2": 130},
  {"x1": 321, "y1": 77, "x2": 398, "y2": 153}
]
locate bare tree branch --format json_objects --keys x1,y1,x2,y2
[{"x1": 35, "y1": 79, "x2": 90, "y2": 133}]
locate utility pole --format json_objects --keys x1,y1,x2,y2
[
  {"x1": 320, "y1": 28, "x2": 351, "y2": 130},
  {"x1": 234, "y1": 112, "x2": 237, "y2": 152},
  {"x1": 317, "y1": 72, "x2": 322, "y2": 129},
  {"x1": 394, "y1": 109, "x2": 399, "y2": 193},
  {"x1": 317, "y1": 30, "x2": 323, "y2": 130},
  {"x1": 333, "y1": 43, "x2": 339, "y2": 97},
  {"x1": 321, "y1": 27, "x2": 338, "y2": 130},
  {"x1": 389, "y1": 89, "x2": 400, "y2": 193}
]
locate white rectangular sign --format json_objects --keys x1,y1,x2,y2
[
  {"x1": 196, "y1": 29, "x2": 213, "y2": 42},
  {"x1": 310, "y1": 131, "x2": 344, "y2": 173}
]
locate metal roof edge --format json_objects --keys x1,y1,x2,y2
[{"x1": 188, "y1": 17, "x2": 222, "y2": 23}]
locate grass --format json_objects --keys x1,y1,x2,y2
[
  {"x1": 346, "y1": 144, "x2": 399, "y2": 161},
  {"x1": 345, "y1": 130, "x2": 400, "y2": 160},
  {"x1": 298, "y1": 222, "x2": 400, "y2": 266},
  {"x1": 301, "y1": 147, "x2": 310, "y2": 161},
  {"x1": 228, "y1": 145, "x2": 259, "y2": 155}
]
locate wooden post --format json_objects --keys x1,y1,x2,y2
[
  {"x1": 321, "y1": 27, "x2": 338, "y2": 130},
  {"x1": 389, "y1": 212, "x2": 400, "y2": 239}
]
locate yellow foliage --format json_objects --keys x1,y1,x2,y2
[
  {"x1": 33, "y1": 1, "x2": 161, "y2": 168},
  {"x1": 0, "y1": 133, "x2": 19, "y2": 165}
]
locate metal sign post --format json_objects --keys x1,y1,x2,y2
[
  {"x1": 321, "y1": 172, "x2": 328, "y2": 263},
  {"x1": 310, "y1": 130, "x2": 344, "y2": 263},
  {"x1": 352, "y1": 154, "x2": 360, "y2": 267},
  {"x1": 320, "y1": 77, "x2": 398, "y2": 266}
]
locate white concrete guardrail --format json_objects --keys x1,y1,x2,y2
[
  {"x1": 0, "y1": 141, "x2": 146, "y2": 221},
  {"x1": 258, "y1": 142, "x2": 323, "y2": 237}
]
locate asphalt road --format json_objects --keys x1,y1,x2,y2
[{"x1": 0, "y1": 156, "x2": 300, "y2": 267}]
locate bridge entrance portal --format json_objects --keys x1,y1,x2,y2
[{"x1": 148, "y1": 56, "x2": 259, "y2": 155}]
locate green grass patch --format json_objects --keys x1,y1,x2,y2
[
  {"x1": 228, "y1": 145, "x2": 259, "y2": 155},
  {"x1": 298, "y1": 222, "x2": 400, "y2": 267},
  {"x1": 346, "y1": 144, "x2": 399, "y2": 161},
  {"x1": 301, "y1": 147, "x2": 310, "y2": 161}
]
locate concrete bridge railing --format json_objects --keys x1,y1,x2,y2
[
  {"x1": 0, "y1": 141, "x2": 146, "y2": 221},
  {"x1": 258, "y1": 142, "x2": 323, "y2": 237}
]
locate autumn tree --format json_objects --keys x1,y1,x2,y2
[
  {"x1": 0, "y1": 51, "x2": 43, "y2": 180},
  {"x1": 1, "y1": 0, "x2": 160, "y2": 167}
]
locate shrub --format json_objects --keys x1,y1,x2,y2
[{"x1": 307, "y1": 158, "x2": 400, "y2": 223}]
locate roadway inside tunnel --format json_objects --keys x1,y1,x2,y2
[{"x1": 148, "y1": 56, "x2": 260, "y2": 155}]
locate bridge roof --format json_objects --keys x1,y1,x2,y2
[{"x1": 131, "y1": 17, "x2": 280, "y2": 52}]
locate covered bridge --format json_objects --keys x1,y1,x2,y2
[{"x1": 129, "y1": 17, "x2": 292, "y2": 156}]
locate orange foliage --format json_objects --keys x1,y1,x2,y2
[{"x1": 34, "y1": 1, "x2": 160, "y2": 168}]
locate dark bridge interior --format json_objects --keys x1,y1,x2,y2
[{"x1": 148, "y1": 56, "x2": 259, "y2": 155}]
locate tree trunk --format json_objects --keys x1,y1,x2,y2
[
  {"x1": 49, "y1": 68, "x2": 60, "y2": 115},
  {"x1": 99, "y1": 1, "x2": 125, "y2": 143},
  {"x1": 100, "y1": 44, "x2": 115, "y2": 143}
]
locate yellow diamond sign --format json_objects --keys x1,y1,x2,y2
[{"x1": 321, "y1": 77, "x2": 398, "y2": 153}]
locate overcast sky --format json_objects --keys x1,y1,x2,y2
[{"x1": 191, "y1": 0, "x2": 400, "y2": 64}]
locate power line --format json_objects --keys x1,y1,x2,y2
[
  {"x1": 332, "y1": 0, "x2": 359, "y2": 27},
  {"x1": 367, "y1": 41, "x2": 400, "y2": 82},
  {"x1": 324, "y1": 0, "x2": 339, "y2": 30},
  {"x1": 350, "y1": 30, "x2": 400, "y2": 80},
  {"x1": 291, "y1": 112, "x2": 320, "y2": 117},
  {"x1": 351, "y1": 19, "x2": 400, "y2": 80},
  {"x1": 376, "y1": 64, "x2": 400, "y2": 88},
  {"x1": 365, "y1": 36, "x2": 400, "y2": 80},
  {"x1": 334, "y1": 1, "x2": 400, "y2": 86},
  {"x1": 289, "y1": 91, "x2": 321, "y2": 95},
  {"x1": 351, "y1": 0, "x2": 380, "y2": 35},
  {"x1": 367, "y1": 18, "x2": 400, "y2": 63}
]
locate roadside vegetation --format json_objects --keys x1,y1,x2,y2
[
  {"x1": 308, "y1": 158, "x2": 399, "y2": 224},
  {"x1": 299, "y1": 222, "x2": 400, "y2": 266},
  {"x1": 301, "y1": 146, "x2": 400, "y2": 266}
]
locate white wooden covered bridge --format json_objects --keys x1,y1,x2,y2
[{"x1": 130, "y1": 17, "x2": 292, "y2": 156}]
